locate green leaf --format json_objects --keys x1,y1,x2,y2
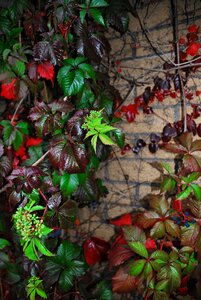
[
  {"x1": 60, "y1": 173, "x2": 79, "y2": 197},
  {"x1": 2, "y1": 122, "x2": 15, "y2": 146},
  {"x1": 96, "y1": 280, "x2": 112, "y2": 300},
  {"x1": 113, "y1": 129, "x2": 125, "y2": 149},
  {"x1": 177, "y1": 186, "x2": 191, "y2": 200},
  {"x1": 160, "y1": 162, "x2": 173, "y2": 174},
  {"x1": 73, "y1": 57, "x2": 87, "y2": 66},
  {"x1": 24, "y1": 146, "x2": 43, "y2": 166},
  {"x1": 191, "y1": 183, "x2": 201, "y2": 201},
  {"x1": 29, "y1": 205, "x2": 45, "y2": 212},
  {"x1": 59, "y1": 269, "x2": 74, "y2": 291},
  {"x1": 60, "y1": 69, "x2": 84, "y2": 96},
  {"x1": 99, "y1": 133, "x2": 115, "y2": 145},
  {"x1": 78, "y1": 85, "x2": 95, "y2": 108},
  {"x1": 123, "y1": 226, "x2": 146, "y2": 243},
  {"x1": 90, "y1": 8, "x2": 106, "y2": 26},
  {"x1": 188, "y1": 172, "x2": 200, "y2": 182},
  {"x1": 78, "y1": 63, "x2": 96, "y2": 80},
  {"x1": 13, "y1": 60, "x2": 25, "y2": 77},
  {"x1": 91, "y1": 134, "x2": 98, "y2": 152},
  {"x1": 80, "y1": 9, "x2": 87, "y2": 23},
  {"x1": 3, "y1": 49, "x2": 11, "y2": 60},
  {"x1": 150, "y1": 221, "x2": 165, "y2": 238},
  {"x1": 34, "y1": 238, "x2": 53, "y2": 257},
  {"x1": 0, "y1": 238, "x2": 11, "y2": 249},
  {"x1": 16, "y1": 121, "x2": 29, "y2": 134},
  {"x1": 161, "y1": 177, "x2": 176, "y2": 193},
  {"x1": 128, "y1": 241, "x2": 148, "y2": 258},
  {"x1": 13, "y1": 130, "x2": 23, "y2": 150},
  {"x1": 57, "y1": 65, "x2": 72, "y2": 86},
  {"x1": 24, "y1": 240, "x2": 39, "y2": 261},
  {"x1": 155, "y1": 279, "x2": 169, "y2": 291},
  {"x1": 40, "y1": 225, "x2": 53, "y2": 236},
  {"x1": 90, "y1": 0, "x2": 109, "y2": 7},
  {"x1": 35, "y1": 288, "x2": 47, "y2": 299},
  {"x1": 130, "y1": 259, "x2": 146, "y2": 276},
  {"x1": 143, "y1": 262, "x2": 153, "y2": 278},
  {"x1": 150, "y1": 250, "x2": 169, "y2": 262},
  {"x1": 165, "y1": 219, "x2": 180, "y2": 238}
]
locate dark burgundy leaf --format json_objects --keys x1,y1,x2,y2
[
  {"x1": 58, "y1": 200, "x2": 78, "y2": 228},
  {"x1": 9, "y1": 190, "x2": 23, "y2": 210},
  {"x1": 109, "y1": 245, "x2": 134, "y2": 269},
  {"x1": 48, "y1": 192, "x2": 62, "y2": 210},
  {"x1": 23, "y1": 11, "x2": 48, "y2": 39},
  {"x1": 29, "y1": 101, "x2": 73, "y2": 136},
  {"x1": 67, "y1": 110, "x2": 88, "y2": 142},
  {"x1": 73, "y1": 174, "x2": 99, "y2": 204},
  {"x1": 0, "y1": 156, "x2": 12, "y2": 176},
  {"x1": 49, "y1": 136, "x2": 89, "y2": 173}
]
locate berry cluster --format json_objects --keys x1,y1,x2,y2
[
  {"x1": 172, "y1": 211, "x2": 195, "y2": 228},
  {"x1": 13, "y1": 205, "x2": 45, "y2": 243}
]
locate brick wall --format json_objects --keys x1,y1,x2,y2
[{"x1": 78, "y1": 0, "x2": 201, "y2": 240}]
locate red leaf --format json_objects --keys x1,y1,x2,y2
[
  {"x1": 26, "y1": 137, "x2": 42, "y2": 147},
  {"x1": 0, "y1": 78, "x2": 17, "y2": 100},
  {"x1": 91, "y1": 237, "x2": 110, "y2": 261},
  {"x1": 83, "y1": 237, "x2": 109, "y2": 266},
  {"x1": 173, "y1": 199, "x2": 182, "y2": 212},
  {"x1": 186, "y1": 42, "x2": 200, "y2": 57},
  {"x1": 37, "y1": 61, "x2": 54, "y2": 85},
  {"x1": 83, "y1": 239, "x2": 101, "y2": 266},
  {"x1": 15, "y1": 145, "x2": 26, "y2": 158},
  {"x1": 188, "y1": 24, "x2": 198, "y2": 33},
  {"x1": 109, "y1": 213, "x2": 132, "y2": 226},
  {"x1": 145, "y1": 238, "x2": 157, "y2": 250},
  {"x1": 112, "y1": 233, "x2": 127, "y2": 247},
  {"x1": 121, "y1": 103, "x2": 140, "y2": 123}
]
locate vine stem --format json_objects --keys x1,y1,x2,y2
[
  {"x1": 152, "y1": 111, "x2": 170, "y2": 124},
  {"x1": 112, "y1": 149, "x2": 132, "y2": 202},
  {"x1": 32, "y1": 150, "x2": 50, "y2": 166},
  {"x1": 11, "y1": 98, "x2": 24, "y2": 124}
]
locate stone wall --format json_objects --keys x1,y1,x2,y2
[{"x1": 77, "y1": 0, "x2": 201, "y2": 240}]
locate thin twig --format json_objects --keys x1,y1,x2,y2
[
  {"x1": 32, "y1": 150, "x2": 50, "y2": 166},
  {"x1": 112, "y1": 149, "x2": 132, "y2": 202},
  {"x1": 11, "y1": 98, "x2": 24, "y2": 124},
  {"x1": 120, "y1": 62, "x2": 201, "y2": 73}
]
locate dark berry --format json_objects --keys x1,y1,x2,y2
[
  {"x1": 162, "y1": 123, "x2": 177, "y2": 140},
  {"x1": 150, "y1": 133, "x2": 161, "y2": 143},
  {"x1": 136, "y1": 139, "x2": 146, "y2": 148},
  {"x1": 143, "y1": 106, "x2": 153, "y2": 114},
  {"x1": 172, "y1": 216, "x2": 177, "y2": 221},
  {"x1": 132, "y1": 146, "x2": 140, "y2": 154},
  {"x1": 190, "y1": 219, "x2": 196, "y2": 224},
  {"x1": 148, "y1": 142, "x2": 158, "y2": 153},
  {"x1": 184, "y1": 211, "x2": 189, "y2": 216},
  {"x1": 185, "y1": 222, "x2": 190, "y2": 228}
]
